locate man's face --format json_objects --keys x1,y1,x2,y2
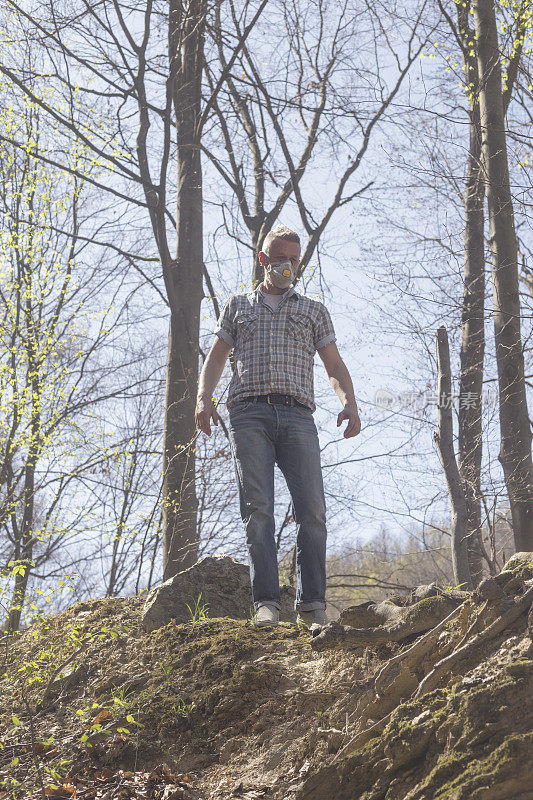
[{"x1": 259, "y1": 239, "x2": 301, "y2": 271}]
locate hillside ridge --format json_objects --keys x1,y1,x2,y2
[{"x1": 1, "y1": 553, "x2": 532, "y2": 799}]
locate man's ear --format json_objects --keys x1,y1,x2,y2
[{"x1": 258, "y1": 251, "x2": 268, "y2": 267}]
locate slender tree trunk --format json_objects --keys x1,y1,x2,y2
[
  {"x1": 459, "y1": 124, "x2": 486, "y2": 583},
  {"x1": 163, "y1": 0, "x2": 206, "y2": 578},
  {"x1": 457, "y1": 3, "x2": 486, "y2": 584},
  {"x1": 435, "y1": 327, "x2": 473, "y2": 591},
  {"x1": 473, "y1": 0, "x2": 533, "y2": 551},
  {"x1": 8, "y1": 311, "x2": 40, "y2": 631}
]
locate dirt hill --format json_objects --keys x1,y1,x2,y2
[{"x1": 1, "y1": 553, "x2": 532, "y2": 799}]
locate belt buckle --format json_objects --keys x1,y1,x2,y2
[{"x1": 267, "y1": 394, "x2": 275, "y2": 405}]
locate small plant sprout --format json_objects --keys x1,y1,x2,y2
[
  {"x1": 443, "y1": 581, "x2": 468, "y2": 593},
  {"x1": 185, "y1": 592, "x2": 209, "y2": 624}
]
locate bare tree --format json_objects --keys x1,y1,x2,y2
[
  {"x1": 434, "y1": 326, "x2": 472, "y2": 589},
  {"x1": 0, "y1": 0, "x2": 269, "y2": 582},
  {"x1": 473, "y1": 0, "x2": 533, "y2": 551},
  {"x1": 436, "y1": 0, "x2": 528, "y2": 581},
  {"x1": 0, "y1": 82, "x2": 158, "y2": 629},
  {"x1": 204, "y1": 0, "x2": 433, "y2": 285},
  {"x1": 361, "y1": 0, "x2": 532, "y2": 584},
  {"x1": 453, "y1": 0, "x2": 487, "y2": 584}
]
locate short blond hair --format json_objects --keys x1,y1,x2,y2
[{"x1": 262, "y1": 225, "x2": 301, "y2": 256}]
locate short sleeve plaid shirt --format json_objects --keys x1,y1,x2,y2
[{"x1": 214, "y1": 285, "x2": 336, "y2": 413}]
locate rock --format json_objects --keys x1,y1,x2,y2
[
  {"x1": 45, "y1": 663, "x2": 87, "y2": 698},
  {"x1": 495, "y1": 552, "x2": 533, "y2": 593},
  {"x1": 338, "y1": 601, "x2": 383, "y2": 627},
  {"x1": 409, "y1": 583, "x2": 439, "y2": 603},
  {"x1": 386, "y1": 582, "x2": 467, "y2": 608},
  {"x1": 527, "y1": 605, "x2": 533, "y2": 639},
  {"x1": 501, "y1": 552, "x2": 533, "y2": 573},
  {"x1": 142, "y1": 554, "x2": 296, "y2": 632}
]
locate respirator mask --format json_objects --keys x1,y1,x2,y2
[{"x1": 265, "y1": 259, "x2": 296, "y2": 289}]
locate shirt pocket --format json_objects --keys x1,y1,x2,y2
[
  {"x1": 235, "y1": 312, "x2": 259, "y2": 346},
  {"x1": 287, "y1": 312, "x2": 314, "y2": 351}
]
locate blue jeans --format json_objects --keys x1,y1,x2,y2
[{"x1": 228, "y1": 399, "x2": 327, "y2": 612}]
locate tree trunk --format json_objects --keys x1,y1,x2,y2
[
  {"x1": 435, "y1": 326, "x2": 473, "y2": 590},
  {"x1": 457, "y1": 2, "x2": 486, "y2": 584},
  {"x1": 163, "y1": 0, "x2": 206, "y2": 579},
  {"x1": 8, "y1": 359, "x2": 39, "y2": 631},
  {"x1": 473, "y1": 0, "x2": 533, "y2": 551}
]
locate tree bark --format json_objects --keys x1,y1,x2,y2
[
  {"x1": 163, "y1": 0, "x2": 207, "y2": 578},
  {"x1": 457, "y1": 2, "x2": 487, "y2": 584},
  {"x1": 434, "y1": 326, "x2": 473, "y2": 590},
  {"x1": 473, "y1": 0, "x2": 533, "y2": 551}
]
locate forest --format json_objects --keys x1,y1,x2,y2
[
  {"x1": 0, "y1": 1, "x2": 533, "y2": 796},
  {"x1": 1, "y1": 0, "x2": 532, "y2": 628}
]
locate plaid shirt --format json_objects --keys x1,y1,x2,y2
[{"x1": 214, "y1": 285, "x2": 336, "y2": 413}]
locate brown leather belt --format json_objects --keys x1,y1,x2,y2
[{"x1": 241, "y1": 393, "x2": 310, "y2": 410}]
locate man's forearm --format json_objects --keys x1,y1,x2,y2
[
  {"x1": 328, "y1": 360, "x2": 357, "y2": 408},
  {"x1": 197, "y1": 353, "x2": 226, "y2": 403}
]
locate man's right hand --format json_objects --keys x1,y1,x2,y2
[{"x1": 195, "y1": 398, "x2": 220, "y2": 436}]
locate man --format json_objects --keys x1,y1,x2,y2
[{"x1": 195, "y1": 225, "x2": 360, "y2": 628}]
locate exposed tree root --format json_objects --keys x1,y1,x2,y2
[
  {"x1": 327, "y1": 579, "x2": 533, "y2": 767},
  {"x1": 372, "y1": 604, "x2": 467, "y2": 698},
  {"x1": 311, "y1": 594, "x2": 463, "y2": 653},
  {"x1": 414, "y1": 584, "x2": 533, "y2": 698},
  {"x1": 332, "y1": 709, "x2": 395, "y2": 762}
]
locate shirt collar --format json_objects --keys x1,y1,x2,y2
[{"x1": 248, "y1": 284, "x2": 298, "y2": 303}]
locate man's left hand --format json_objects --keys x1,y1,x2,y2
[{"x1": 337, "y1": 403, "x2": 361, "y2": 438}]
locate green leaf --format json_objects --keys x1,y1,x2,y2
[{"x1": 11, "y1": 716, "x2": 21, "y2": 726}]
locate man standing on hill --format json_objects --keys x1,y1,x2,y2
[{"x1": 195, "y1": 225, "x2": 360, "y2": 627}]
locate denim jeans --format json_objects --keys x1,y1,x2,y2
[{"x1": 228, "y1": 399, "x2": 327, "y2": 613}]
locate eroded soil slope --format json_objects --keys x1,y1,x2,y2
[{"x1": 1, "y1": 555, "x2": 532, "y2": 799}]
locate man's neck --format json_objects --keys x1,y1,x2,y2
[{"x1": 260, "y1": 281, "x2": 290, "y2": 296}]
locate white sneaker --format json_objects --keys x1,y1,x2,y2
[
  {"x1": 253, "y1": 604, "x2": 279, "y2": 627},
  {"x1": 296, "y1": 608, "x2": 327, "y2": 627}
]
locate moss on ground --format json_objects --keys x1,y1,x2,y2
[
  {"x1": 421, "y1": 733, "x2": 533, "y2": 799},
  {"x1": 401, "y1": 596, "x2": 453, "y2": 627}
]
